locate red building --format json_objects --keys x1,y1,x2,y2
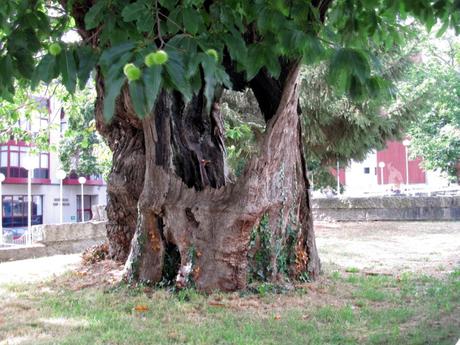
[
  {"x1": 328, "y1": 140, "x2": 435, "y2": 194},
  {"x1": 376, "y1": 141, "x2": 426, "y2": 185}
]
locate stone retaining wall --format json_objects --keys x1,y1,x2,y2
[
  {"x1": 312, "y1": 195, "x2": 460, "y2": 221},
  {"x1": 0, "y1": 221, "x2": 107, "y2": 262}
]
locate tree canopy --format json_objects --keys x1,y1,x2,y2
[{"x1": 1, "y1": 0, "x2": 459, "y2": 121}]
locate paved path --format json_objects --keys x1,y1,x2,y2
[{"x1": 0, "y1": 254, "x2": 81, "y2": 285}]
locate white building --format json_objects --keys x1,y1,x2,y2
[{"x1": 0, "y1": 96, "x2": 107, "y2": 235}]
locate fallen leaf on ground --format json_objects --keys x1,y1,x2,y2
[
  {"x1": 209, "y1": 301, "x2": 226, "y2": 307},
  {"x1": 134, "y1": 305, "x2": 149, "y2": 312}
]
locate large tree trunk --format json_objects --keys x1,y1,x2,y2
[
  {"x1": 68, "y1": 0, "x2": 321, "y2": 292},
  {"x1": 120, "y1": 63, "x2": 320, "y2": 291},
  {"x1": 94, "y1": 76, "x2": 145, "y2": 262}
]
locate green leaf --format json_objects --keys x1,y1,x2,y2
[
  {"x1": 136, "y1": 12, "x2": 154, "y2": 32},
  {"x1": 436, "y1": 18, "x2": 450, "y2": 37},
  {"x1": 122, "y1": 1, "x2": 147, "y2": 22},
  {"x1": 186, "y1": 53, "x2": 204, "y2": 78},
  {"x1": 126, "y1": 63, "x2": 162, "y2": 119},
  {"x1": 58, "y1": 48, "x2": 77, "y2": 94},
  {"x1": 129, "y1": 80, "x2": 147, "y2": 117},
  {"x1": 76, "y1": 47, "x2": 97, "y2": 89},
  {"x1": 143, "y1": 65, "x2": 162, "y2": 115},
  {"x1": 201, "y1": 55, "x2": 217, "y2": 112},
  {"x1": 189, "y1": 71, "x2": 202, "y2": 92},
  {"x1": 183, "y1": 7, "x2": 200, "y2": 34},
  {"x1": 164, "y1": 49, "x2": 192, "y2": 100},
  {"x1": 85, "y1": 0, "x2": 108, "y2": 30},
  {"x1": 246, "y1": 44, "x2": 265, "y2": 80},
  {"x1": 8, "y1": 28, "x2": 41, "y2": 53},
  {"x1": 0, "y1": 55, "x2": 13, "y2": 97},
  {"x1": 302, "y1": 35, "x2": 325, "y2": 65},
  {"x1": 102, "y1": 52, "x2": 133, "y2": 121},
  {"x1": 31, "y1": 54, "x2": 56, "y2": 88},
  {"x1": 99, "y1": 41, "x2": 135, "y2": 74},
  {"x1": 215, "y1": 67, "x2": 232, "y2": 89},
  {"x1": 424, "y1": 11, "x2": 437, "y2": 32},
  {"x1": 166, "y1": 8, "x2": 182, "y2": 35},
  {"x1": 224, "y1": 31, "x2": 247, "y2": 64},
  {"x1": 265, "y1": 55, "x2": 281, "y2": 78},
  {"x1": 103, "y1": 76, "x2": 125, "y2": 122},
  {"x1": 329, "y1": 48, "x2": 370, "y2": 85},
  {"x1": 281, "y1": 30, "x2": 308, "y2": 54},
  {"x1": 256, "y1": 8, "x2": 285, "y2": 33},
  {"x1": 81, "y1": 138, "x2": 89, "y2": 149},
  {"x1": 11, "y1": 47, "x2": 35, "y2": 79}
]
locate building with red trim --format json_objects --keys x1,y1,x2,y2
[
  {"x1": 333, "y1": 140, "x2": 451, "y2": 194},
  {"x1": 1, "y1": 97, "x2": 107, "y2": 232}
]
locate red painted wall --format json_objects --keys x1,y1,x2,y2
[
  {"x1": 330, "y1": 167, "x2": 346, "y2": 185},
  {"x1": 376, "y1": 141, "x2": 425, "y2": 185}
]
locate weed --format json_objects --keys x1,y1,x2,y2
[{"x1": 345, "y1": 267, "x2": 360, "y2": 273}]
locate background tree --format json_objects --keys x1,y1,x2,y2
[
  {"x1": 299, "y1": 51, "x2": 417, "y2": 191},
  {"x1": 403, "y1": 34, "x2": 460, "y2": 181},
  {"x1": 0, "y1": 80, "x2": 111, "y2": 180},
  {"x1": 299, "y1": 32, "x2": 460, "y2": 191},
  {"x1": 59, "y1": 87, "x2": 111, "y2": 180},
  {"x1": 221, "y1": 43, "x2": 421, "y2": 193},
  {"x1": 0, "y1": 85, "x2": 56, "y2": 150},
  {"x1": 0, "y1": 1, "x2": 458, "y2": 291}
]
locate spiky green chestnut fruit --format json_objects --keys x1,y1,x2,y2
[
  {"x1": 123, "y1": 63, "x2": 142, "y2": 81},
  {"x1": 145, "y1": 50, "x2": 169, "y2": 67},
  {"x1": 206, "y1": 49, "x2": 219, "y2": 62},
  {"x1": 49, "y1": 43, "x2": 62, "y2": 56}
]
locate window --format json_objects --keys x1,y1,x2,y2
[
  {"x1": 60, "y1": 108, "x2": 67, "y2": 134},
  {"x1": 18, "y1": 97, "x2": 50, "y2": 134},
  {"x1": 76, "y1": 195, "x2": 96, "y2": 222},
  {"x1": 1, "y1": 195, "x2": 44, "y2": 228},
  {"x1": 0, "y1": 143, "x2": 49, "y2": 179},
  {"x1": 9, "y1": 145, "x2": 29, "y2": 178},
  {"x1": 0, "y1": 146, "x2": 7, "y2": 176},
  {"x1": 364, "y1": 167, "x2": 370, "y2": 174},
  {"x1": 33, "y1": 153, "x2": 50, "y2": 179}
]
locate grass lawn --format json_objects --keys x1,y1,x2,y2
[{"x1": 0, "y1": 262, "x2": 459, "y2": 345}]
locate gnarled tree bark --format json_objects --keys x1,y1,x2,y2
[
  {"x1": 94, "y1": 77, "x2": 145, "y2": 262},
  {"x1": 68, "y1": 0, "x2": 321, "y2": 292},
  {"x1": 122, "y1": 63, "x2": 320, "y2": 291}
]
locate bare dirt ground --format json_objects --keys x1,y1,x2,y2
[
  {"x1": 0, "y1": 254, "x2": 81, "y2": 285},
  {"x1": 315, "y1": 221, "x2": 460, "y2": 276}
]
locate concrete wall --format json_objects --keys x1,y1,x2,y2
[
  {"x1": 312, "y1": 195, "x2": 460, "y2": 221},
  {"x1": 0, "y1": 221, "x2": 107, "y2": 262}
]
